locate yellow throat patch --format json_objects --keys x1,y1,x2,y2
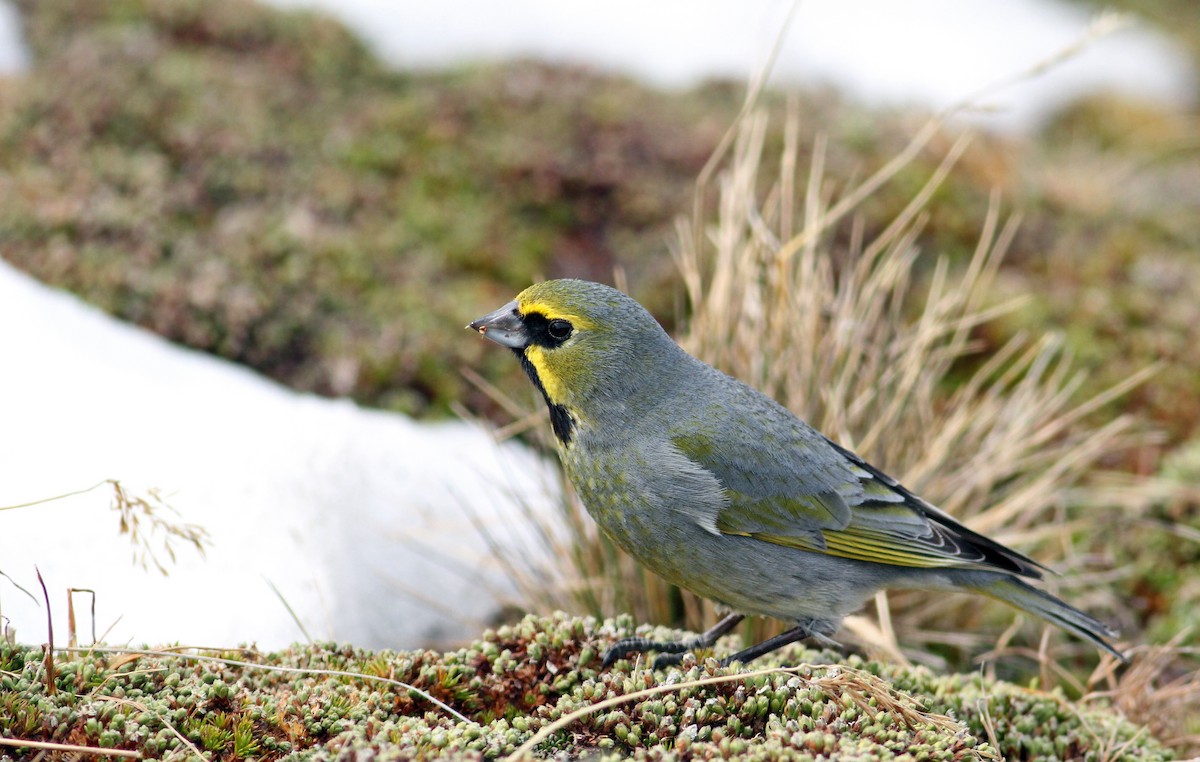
[{"x1": 523, "y1": 344, "x2": 567, "y2": 403}]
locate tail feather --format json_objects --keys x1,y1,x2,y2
[{"x1": 968, "y1": 576, "x2": 1127, "y2": 663}]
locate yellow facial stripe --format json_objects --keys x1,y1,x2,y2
[
  {"x1": 515, "y1": 300, "x2": 596, "y2": 331},
  {"x1": 525, "y1": 345, "x2": 567, "y2": 403}
]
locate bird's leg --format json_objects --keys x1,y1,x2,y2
[
  {"x1": 718, "y1": 621, "x2": 815, "y2": 666},
  {"x1": 601, "y1": 613, "x2": 745, "y2": 668}
]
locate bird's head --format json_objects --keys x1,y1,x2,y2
[{"x1": 468, "y1": 279, "x2": 684, "y2": 444}]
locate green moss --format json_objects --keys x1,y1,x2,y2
[{"x1": 0, "y1": 614, "x2": 1171, "y2": 760}]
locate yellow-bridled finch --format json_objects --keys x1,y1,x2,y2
[{"x1": 470, "y1": 279, "x2": 1123, "y2": 667}]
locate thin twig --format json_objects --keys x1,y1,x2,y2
[
  {"x1": 0, "y1": 480, "x2": 111, "y2": 511},
  {"x1": 0, "y1": 737, "x2": 141, "y2": 758}
]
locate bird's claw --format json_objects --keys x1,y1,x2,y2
[
  {"x1": 651, "y1": 652, "x2": 687, "y2": 670},
  {"x1": 601, "y1": 636, "x2": 689, "y2": 668}
]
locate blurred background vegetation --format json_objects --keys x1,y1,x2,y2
[{"x1": 1, "y1": 0, "x2": 1197, "y2": 748}]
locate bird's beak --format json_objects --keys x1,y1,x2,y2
[{"x1": 467, "y1": 300, "x2": 528, "y2": 349}]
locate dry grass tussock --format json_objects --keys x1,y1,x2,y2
[{"x1": 1099, "y1": 636, "x2": 1200, "y2": 754}]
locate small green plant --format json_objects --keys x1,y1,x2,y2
[
  {"x1": 232, "y1": 717, "x2": 260, "y2": 758},
  {"x1": 195, "y1": 713, "x2": 235, "y2": 753}
]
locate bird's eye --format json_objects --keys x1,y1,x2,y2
[{"x1": 547, "y1": 319, "x2": 573, "y2": 341}]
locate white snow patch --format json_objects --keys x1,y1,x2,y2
[
  {"x1": 0, "y1": 260, "x2": 562, "y2": 650},
  {"x1": 0, "y1": 0, "x2": 25, "y2": 74}
]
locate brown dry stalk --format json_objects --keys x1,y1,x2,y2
[{"x1": 0, "y1": 737, "x2": 142, "y2": 758}]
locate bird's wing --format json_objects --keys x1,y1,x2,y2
[
  {"x1": 670, "y1": 383, "x2": 1044, "y2": 578},
  {"x1": 818, "y1": 439, "x2": 1047, "y2": 577}
]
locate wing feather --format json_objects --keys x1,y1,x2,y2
[{"x1": 667, "y1": 375, "x2": 1045, "y2": 578}]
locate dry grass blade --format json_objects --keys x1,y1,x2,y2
[
  {"x1": 0, "y1": 737, "x2": 141, "y2": 758},
  {"x1": 35, "y1": 567, "x2": 56, "y2": 695},
  {"x1": 107, "y1": 480, "x2": 209, "y2": 575},
  {"x1": 0, "y1": 480, "x2": 209, "y2": 576}
]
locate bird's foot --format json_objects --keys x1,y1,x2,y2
[
  {"x1": 600, "y1": 613, "x2": 745, "y2": 669},
  {"x1": 651, "y1": 652, "x2": 689, "y2": 670},
  {"x1": 602, "y1": 618, "x2": 836, "y2": 669},
  {"x1": 600, "y1": 637, "x2": 689, "y2": 668}
]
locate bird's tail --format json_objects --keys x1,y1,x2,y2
[{"x1": 966, "y1": 576, "x2": 1127, "y2": 662}]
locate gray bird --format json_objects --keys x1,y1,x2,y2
[{"x1": 469, "y1": 278, "x2": 1124, "y2": 667}]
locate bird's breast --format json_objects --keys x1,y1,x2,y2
[{"x1": 561, "y1": 435, "x2": 725, "y2": 572}]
